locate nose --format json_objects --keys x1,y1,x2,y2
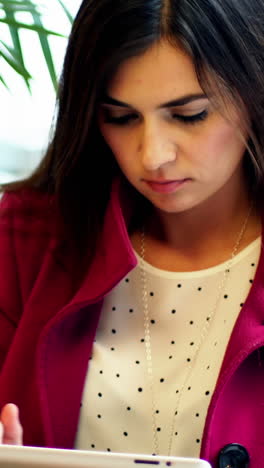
[{"x1": 138, "y1": 122, "x2": 177, "y2": 171}]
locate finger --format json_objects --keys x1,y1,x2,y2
[
  {"x1": 0, "y1": 403, "x2": 23, "y2": 445},
  {"x1": 0, "y1": 422, "x2": 3, "y2": 443}
]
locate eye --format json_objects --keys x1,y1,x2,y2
[
  {"x1": 101, "y1": 109, "x2": 209, "y2": 126},
  {"x1": 173, "y1": 110, "x2": 208, "y2": 125},
  {"x1": 102, "y1": 113, "x2": 138, "y2": 126}
]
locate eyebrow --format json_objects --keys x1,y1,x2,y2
[{"x1": 100, "y1": 93, "x2": 208, "y2": 109}]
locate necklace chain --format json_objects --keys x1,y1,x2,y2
[{"x1": 139, "y1": 207, "x2": 252, "y2": 456}]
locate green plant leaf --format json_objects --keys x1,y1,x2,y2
[
  {"x1": 2, "y1": 6, "x2": 31, "y2": 89},
  {"x1": 0, "y1": 39, "x2": 31, "y2": 79},
  {"x1": 0, "y1": 39, "x2": 19, "y2": 58},
  {"x1": 0, "y1": 0, "x2": 37, "y2": 5},
  {"x1": 0, "y1": 74, "x2": 9, "y2": 90},
  {"x1": 56, "y1": 0, "x2": 74, "y2": 24},
  {"x1": 0, "y1": 1, "x2": 39, "y2": 13},
  {"x1": 0, "y1": 18, "x2": 65, "y2": 37},
  {"x1": 31, "y1": 10, "x2": 58, "y2": 91}
]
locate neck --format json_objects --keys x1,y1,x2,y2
[{"x1": 146, "y1": 182, "x2": 260, "y2": 261}]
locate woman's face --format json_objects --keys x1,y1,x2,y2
[{"x1": 98, "y1": 40, "x2": 248, "y2": 215}]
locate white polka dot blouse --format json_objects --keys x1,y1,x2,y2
[{"x1": 75, "y1": 236, "x2": 261, "y2": 457}]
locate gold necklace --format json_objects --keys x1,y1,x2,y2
[{"x1": 139, "y1": 207, "x2": 252, "y2": 456}]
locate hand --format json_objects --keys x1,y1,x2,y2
[{"x1": 0, "y1": 403, "x2": 23, "y2": 444}]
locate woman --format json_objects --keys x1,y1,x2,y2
[{"x1": 0, "y1": 0, "x2": 263, "y2": 467}]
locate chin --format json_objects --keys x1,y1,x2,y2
[
  {"x1": 150, "y1": 196, "x2": 203, "y2": 215},
  {"x1": 151, "y1": 201, "x2": 189, "y2": 214}
]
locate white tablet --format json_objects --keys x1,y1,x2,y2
[{"x1": 0, "y1": 445, "x2": 211, "y2": 468}]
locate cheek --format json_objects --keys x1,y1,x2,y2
[{"x1": 195, "y1": 120, "x2": 246, "y2": 170}]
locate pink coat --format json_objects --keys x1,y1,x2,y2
[{"x1": 0, "y1": 179, "x2": 264, "y2": 467}]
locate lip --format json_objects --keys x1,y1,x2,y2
[{"x1": 144, "y1": 178, "x2": 190, "y2": 193}]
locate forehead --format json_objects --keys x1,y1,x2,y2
[{"x1": 107, "y1": 40, "x2": 203, "y2": 108}]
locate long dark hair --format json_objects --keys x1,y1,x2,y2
[{"x1": 3, "y1": 0, "x2": 264, "y2": 258}]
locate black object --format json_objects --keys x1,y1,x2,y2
[{"x1": 218, "y1": 443, "x2": 250, "y2": 468}]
